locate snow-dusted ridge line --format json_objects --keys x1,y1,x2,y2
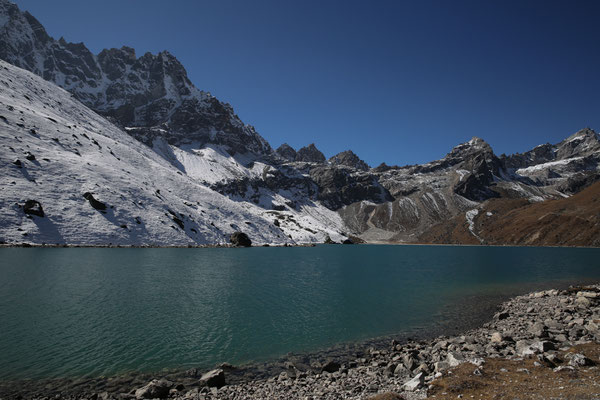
[{"x1": 0, "y1": 60, "x2": 347, "y2": 246}]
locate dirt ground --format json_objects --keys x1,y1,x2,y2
[{"x1": 426, "y1": 343, "x2": 600, "y2": 400}]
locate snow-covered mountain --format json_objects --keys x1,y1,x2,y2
[
  {"x1": 0, "y1": 59, "x2": 346, "y2": 245},
  {"x1": 1, "y1": 0, "x2": 599, "y2": 247},
  {"x1": 0, "y1": 0, "x2": 270, "y2": 156}
]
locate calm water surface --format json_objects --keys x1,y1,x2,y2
[{"x1": 0, "y1": 245, "x2": 599, "y2": 380}]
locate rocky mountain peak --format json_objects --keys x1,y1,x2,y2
[
  {"x1": 555, "y1": 128, "x2": 600, "y2": 160},
  {"x1": 329, "y1": 150, "x2": 370, "y2": 171},
  {"x1": 296, "y1": 143, "x2": 326, "y2": 163},
  {"x1": 444, "y1": 136, "x2": 495, "y2": 165},
  {"x1": 0, "y1": 0, "x2": 272, "y2": 156},
  {"x1": 276, "y1": 143, "x2": 297, "y2": 161}
]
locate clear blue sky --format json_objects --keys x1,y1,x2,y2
[{"x1": 13, "y1": 0, "x2": 600, "y2": 166}]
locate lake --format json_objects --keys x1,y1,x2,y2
[{"x1": 0, "y1": 245, "x2": 599, "y2": 381}]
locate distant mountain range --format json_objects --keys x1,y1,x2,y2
[{"x1": 1, "y1": 0, "x2": 599, "y2": 247}]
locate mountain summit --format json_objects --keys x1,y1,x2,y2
[{"x1": 0, "y1": 0, "x2": 271, "y2": 155}]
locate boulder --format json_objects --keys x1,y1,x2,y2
[
  {"x1": 394, "y1": 363, "x2": 408, "y2": 376},
  {"x1": 575, "y1": 296, "x2": 591, "y2": 307},
  {"x1": 23, "y1": 200, "x2": 44, "y2": 217},
  {"x1": 530, "y1": 340, "x2": 555, "y2": 353},
  {"x1": 324, "y1": 235, "x2": 337, "y2": 244},
  {"x1": 200, "y1": 368, "x2": 226, "y2": 388},
  {"x1": 134, "y1": 379, "x2": 173, "y2": 399},
  {"x1": 568, "y1": 353, "x2": 594, "y2": 367},
  {"x1": 230, "y1": 231, "x2": 251, "y2": 247},
  {"x1": 446, "y1": 352, "x2": 464, "y2": 367},
  {"x1": 490, "y1": 332, "x2": 503, "y2": 343},
  {"x1": 83, "y1": 192, "x2": 107, "y2": 211},
  {"x1": 321, "y1": 360, "x2": 341, "y2": 373},
  {"x1": 402, "y1": 372, "x2": 424, "y2": 391}
]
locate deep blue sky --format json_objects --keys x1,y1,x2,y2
[{"x1": 13, "y1": 0, "x2": 600, "y2": 166}]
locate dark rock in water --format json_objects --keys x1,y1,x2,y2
[
  {"x1": 23, "y1": 199, "x2": 44, "y2": 217},
  {"x1": 321, "y1": 360, "x2": 341, "y2": 373},
  {"x1": 13, "y1": 159, "x2": 22, "y2": 167},
  {"x1": 200, "y1": 368, "x2": 226, "y2": 388},
  {"x1": 25, "y1": 152, "x2": 35, "y2": 161},
  {"x1": 230, "y1": 231, "x2": 251, "y2": 247},
  {"x1": 83, "y1": 192, "x2": 107, "y2": 211},
  {"x1": 134, "y1": 378, "x2": 173, "y2": 399},
  {"x1": 342, "y1": 238, "x2": 355, "y2": 245}
]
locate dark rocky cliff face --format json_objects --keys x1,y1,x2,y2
[{"x1": 0, "y1": 0, "x2": 271, "y2": 155}]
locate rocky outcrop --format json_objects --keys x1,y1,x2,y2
[
  {"x1": 453, "y1": 153, "x2": 500, "y2": 201},
  {"x1": 309, "y1": 166, "x2": 391, "y2": 210},
  {"x1": 22, "y1": 199, "x2": 44, "y2": 217},
  {"x1": 230, "y1": 232, "x2": 251, "y2": 247},
  {"x1": 296, "y1": 144, "x2": 326, "y2": 163},
  {"x1": 83, "y1": 192, "x2": 107, "y2": 211},
  {"x1": 329, "y1": 150, "x2": 370, "y2": 171}
]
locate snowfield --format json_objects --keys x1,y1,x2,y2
[{"x1": 0, "y1": 60, "x2": 347, "y2": 246}]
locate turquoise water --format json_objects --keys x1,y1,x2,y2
[{"x1": 0, "y1": 245, "x2": 599, "y2": 380}]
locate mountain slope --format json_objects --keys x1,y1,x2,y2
[
  {"x1": 1, "y1": 0, "x2": 600, "y2": 247},
  {"x1": 0, "y1": 0, "x2": 271, "y2": 156},
  {"x1": 0, "y1": 60, "x2": 346, "y2": 245},
  {"x1": 418, "y1": 181, "x2": 600, "y2": 247}
]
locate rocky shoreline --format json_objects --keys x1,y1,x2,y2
[{"x1": 1, "y1": 283, "x2": 599, "y2": 400}]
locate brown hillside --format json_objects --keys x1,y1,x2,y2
[{"x1": 418, "y1": 181, "x2": 600, "y2": 247}]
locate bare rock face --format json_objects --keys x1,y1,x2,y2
[
  {"x1": 0, "y1": 1, "x2": 271, "y2": 156},
  {"x1": 310, "y1": 166, "x2": 391, "y2": 210},
  {"x1": 329, "y1": 150, "x2": 370, "y2": 171},
  {"x1": 276, "y1": 143, "x2": 297, "y2": 161},
  {"x1": 296, "y1": 144, "x2": 326, "y2": 163},
  {"x1": 230, "y1": 232, "x2": 252, "y2": 247}
]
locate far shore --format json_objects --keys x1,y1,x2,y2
[{"x1": 1, "y1": 241, "x2": 599, "y2": 249}]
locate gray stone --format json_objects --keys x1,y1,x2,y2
[
  {"x1": 200, "y1": 369, "x2": 226, "y2": 388},
  {"x1": 402, "y1": 372, "x2": 424, "y2": 391},
  {"x1": 575, "y1": 297, "x2": 591, "y2": 307},
  {"x1": 134, "y1": 379, "x2": 173, "y2": 399},
  {"x1": 568, "y1": 353, "x2": 594, "y2": 367},
  {"x1": 446, "y1": 352, "x2": 464, "y2": 367}
]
